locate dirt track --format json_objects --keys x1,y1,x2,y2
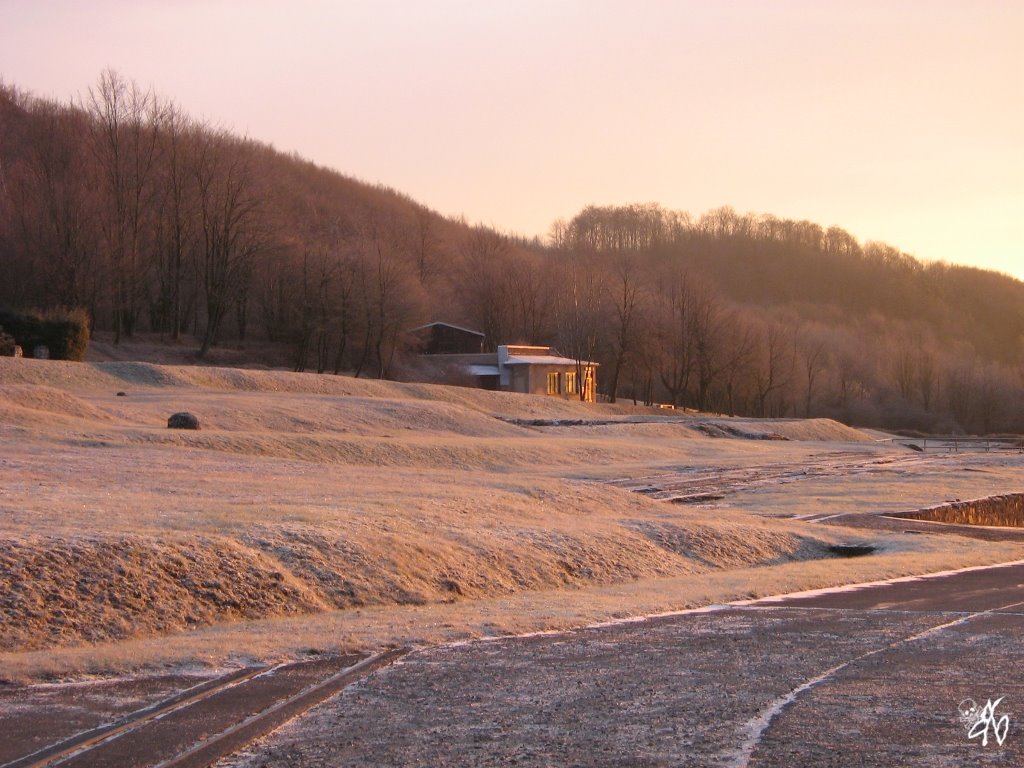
[
  {"x1": 606, "y1": 451, "x2": 946, "y2": 504},
  {"x1": 0, "y1": 652, "x2": 397, "y2": 768}
]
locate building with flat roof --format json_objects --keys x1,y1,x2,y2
[{"x1": 418, "y1": 330, "x2": 598, "y2": 402}]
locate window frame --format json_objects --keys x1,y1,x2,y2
[
  {"x1": 546, "y1": 371, "x2": 561, "y2": 395},
  {"x1": 565, "y1": 370, "x2": 577, "y2": 395}
]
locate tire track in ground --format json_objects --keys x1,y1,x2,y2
[
  {"x1": 724, "y1": 598, "x2": 1024, "y2": 767},
  {"x1": 0, "y1": 650, "x2": 406, "y2": 768},
  {"x1": 605, "y1": 453, "x2": 940, "y2": 503}
]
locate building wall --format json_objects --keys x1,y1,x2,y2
[
  {"x1": 507, "y1": 364, "x2": 597, "y2": 402},
  {"x1": 510, "y1": 365, "x2": 532, "y2": 395}
]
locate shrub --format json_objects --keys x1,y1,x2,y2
[
  {"x1": 0, "y1": 326, "x2": 16, "y2": 356},
  {"x1": 42, "y1": 307, "x2": 91, "y2": 361},
  {"x1": 0, "y1": 307, "x2": 90, "y2": 361}
]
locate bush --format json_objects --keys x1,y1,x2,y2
[
  {"x1": 0, "y1": 326, "x2": 16, "y2": 356},
  {"x1": 0, "y1": 307, "x2": 90, "y2": 361},
  {"x1": 43, "y1": 307, "x2": 91, "y2": 361}
]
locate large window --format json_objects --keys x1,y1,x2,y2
[
  {"x1": 546, "y1": 371, "x2": 560, "y2": 395},
  {"x1": 565, "y1": 370, "x2": 577, "y2": 395}
]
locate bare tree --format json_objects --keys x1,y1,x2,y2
[
  {"x1": 459, "y1": 228, "x2": 514, "y2": 350},
  {"x1": 85, "y1": 69, "x2": 160, "y2": 341},
  {"x1": 151, "y1": 99, "x2": 196, "y2": 339},
  {"x1": 508, "y1": 254, "x2": 554, "y2": 344},
  {"x1": 554, "y1": 250, "x2": 605, "y2": 401},
  {"x1": 4, "y1": 98, "x2": 99, "y2": 310},
  {"x1": 604, "y1": 252, "x2": 643, "y2": 403},
  {"x1": 891, "y1": 344, "x2": 916, "y2": 402},
  {"x1": 289, "y1": 248, "x2": 334, "y2": 372},
  {"x1": 655, "y1": 269, "x2": 696, "y2": 407},
  {"x1": 412, "y1": 205, "x2": 442, "y2": 283},
  {"x1": 914, "y1": 347, "x2": 938, "y2": 412},
  {"x1": 945, "y1": 363, "x2": 976, "y2": 432},
  {"x1": 193, "y1": 133, "x2": 265, "y2": 357},
  {"x1": 350, "y1": 217, "x2": 424, "y2": 379},
  {"x1": 690, "y1": 287, "x2": 734, "y2": 412},
  {"x1": 752, "y1": 322, "x2": 794, "y2": 418},
  {"x1": 328, "y1": 247, "x2": 360, "y2": 375},
  {"x1": 719, "y1": 317, "x2": 756, "y2": 416},
  {"x1": 798, "y1": 332, "x2": 829, "y2": 418}
]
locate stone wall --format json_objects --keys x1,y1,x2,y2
[{"x1": 894, "y1": 493, "x2": 1024, "y2": 527}]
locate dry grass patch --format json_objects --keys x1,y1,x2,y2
[
  {"x1": 0, "y1": 534, "x2": 324, "y2": 652},
  {"x1": 0, "y1": 357, "x2": 1020, "y2": 679},
  {"x1": 0, "y1": 476, "x2": 839, "y2": 653},
  {"x1": 4, "y1": 536, "x2": 1021, "y2": 684}
]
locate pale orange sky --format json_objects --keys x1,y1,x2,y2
[{"x1": 3, "y1": 0, "x2": 1022, "y2": 279}]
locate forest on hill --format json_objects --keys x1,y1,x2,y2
[{"x1": 1, "y1": 72, "x2": 1022, "y2": 433}]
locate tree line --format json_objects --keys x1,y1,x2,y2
[
  {"x1": 2, "y1": 73, "x2": 1022, "y2": 434},
  {"x1": 548, "y1": 204, "x2": 1024, "y2": 434}
]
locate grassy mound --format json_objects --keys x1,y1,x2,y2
[
  {"x1": 0, "y1": 357, "x2": 892, "y2": 655},
  {"x1": 1, "y1": 513, "x2": 831, "y2": 652},
  {"x1": 0, "y1": 534, "x2": 325, "y2": 651}
]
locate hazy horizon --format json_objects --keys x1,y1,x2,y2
[{"x1": 2, "y1": 0, "x2": 1021, "y2": 279}]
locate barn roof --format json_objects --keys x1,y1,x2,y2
[{"x1": 409, "y1": 321, "x2": 484, "y2": 337}]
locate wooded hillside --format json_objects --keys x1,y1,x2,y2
[{"x1": 2, "y1": 73, "x2": 1022, "y2": 433}]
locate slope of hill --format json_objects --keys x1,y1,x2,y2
[{"x1": 2, "y1": 74, "x2": 1022, "y2": 434}]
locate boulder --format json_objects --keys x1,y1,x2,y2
[{"x1": 167, "y1": 412, "x2": 200, "y2": 430}]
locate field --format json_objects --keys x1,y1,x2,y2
[{"x1": 1, "y1": 356, "x2": 1022, "y2": 683}]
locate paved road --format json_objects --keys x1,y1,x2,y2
[{"x1": 222, "y1": 563, "x2": 1024, "y2": 767}]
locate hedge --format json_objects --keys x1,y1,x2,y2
[
  {"x1": 0, "y1": 307, "x2": 90, "y2": 361},
  {"x1": 0, "y1": 327, "x2": 16, "y2": 356}
]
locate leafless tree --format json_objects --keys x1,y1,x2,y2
[
  {"x1": 914, "y1": 346, "x2": 938, "y2": 413},
  {"x1": 891, "y1": 344, "x2": 916, "y2": 402},
  {"x1": 351, "y1": 217, "x2": 424, "y2": 379},
  {"x1": 508, "y1": 254, "x2": 554, "y2": 344},
  {"x1": 752, "y1": 322, "x2": 794, "y2": 418},
  {"x1": 151, "y1": 99, "x2": 196, "y2": 339},
  {"x1": 554, "y1": 250, "x2": 605, "y2": 401},
  {"x1": 603, "y1": 252, "x2": 643, "y2": 403},
  {"x1": 412, "y1": 205, "x2": 442, "y2": 283},
  {"x1": 193, "y1": 133, "x2": 265, "y2": 357},
  {"x1": 798, "y1": 332, "x2": 829, "y2": 418},
  {"x1": 690, "y1": 287, "x2": 734, "y2": 412},
  {"x1": 85, "y1": 69, "x2": 160, "y2": 342},
  {"x1": 4, "y1": 98, "x2": 99, "y2": 311},
  {"x1": 655, "y1": 268, "x2": 696, "y2": 407},
  {"x1": 719, "y1": 316, "x2": 756, "y2": 416},
  {"x1": 458, "y1": 228, "x2": 514, "y2": 350}
]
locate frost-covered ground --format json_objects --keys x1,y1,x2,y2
[
  {"x1": 219, "y1": 564, "x2": 1024, "y2": 768},
  {"x1": 1, "y1": 357, "x2": 1021, "y2": 682}
]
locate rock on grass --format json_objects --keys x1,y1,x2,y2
[{"x1": 168, "y1": 412, "x2": 200, "y2": 430}]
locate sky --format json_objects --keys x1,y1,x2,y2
[{"x1": 2, "y1": 0, "x2": 1022, "y2": 279}]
